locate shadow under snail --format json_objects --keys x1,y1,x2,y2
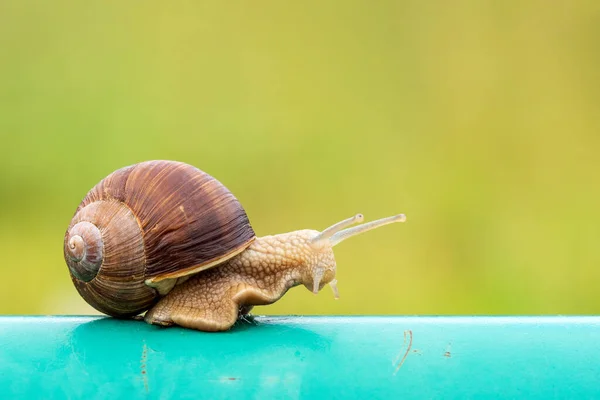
[{"x1": 64, "y1": 160, "x2": 406, "y2": 332}]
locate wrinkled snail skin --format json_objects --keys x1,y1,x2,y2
[
  {"x1": 144, "y1": 230, "x2": 336, "y2": 332},
  {"x1": 64, "y1": 160, "x2": 406, "y2": 332}
]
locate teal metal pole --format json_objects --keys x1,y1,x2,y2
[{"x1": 1, "y1": 316, "x2": 599, "y2": 399}]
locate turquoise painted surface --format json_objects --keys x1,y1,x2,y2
[{"x1": 1, "y1": 316, "x2": 599, "y2": 399}]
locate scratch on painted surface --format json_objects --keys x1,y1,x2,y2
[
  {"x1": 444, "y1": 342, "x2": 452, "y2": 358},
  {"x1": 219, "y1": 377, "x2": 240, "y2": 383},
  {"x1": 141, "y1": 342, "x2": 149, "y2": 392},
  {"x1": 393, "y1": 330, "x2": 413, "y2": 375}
]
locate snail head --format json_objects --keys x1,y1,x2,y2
[{"x1": 299, "y1": 213, "x2": 407, "y2": 299}]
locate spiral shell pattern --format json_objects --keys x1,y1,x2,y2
[
  {"x1": 64, "y1": 160, "x2": 256, "y2": 317},
  {"x1": 64, "y1": 199, "x2": 152, "y2": 316},
  {"x1": 65, "y1": 221, "x2": 104, "y2": 281}
]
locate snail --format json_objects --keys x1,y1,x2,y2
[{"x1": 64, "y1": 160, "x2": 406, "y2": 332}]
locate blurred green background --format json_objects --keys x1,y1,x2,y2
[{"x1": 1, "y1": 1, "x2": 599, "y2": 316}]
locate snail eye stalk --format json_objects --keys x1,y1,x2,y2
[
  {"x1": 329, "y1": 214, "x2": 406, "y2": 247},
  {"x1": 310, "y1": 214, "x2": 364, "y2": 248}
]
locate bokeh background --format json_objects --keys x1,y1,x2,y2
[{"x1": 1, "y1": 1, "x2": 599, "y2": 316}]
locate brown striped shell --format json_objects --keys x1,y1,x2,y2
[{"x1": 64, "y1": 161, "x2": 256, "y2": 317}]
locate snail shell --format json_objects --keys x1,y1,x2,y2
[{"x1": 64, "y1": 160, "x2": 256, "y2": 317}]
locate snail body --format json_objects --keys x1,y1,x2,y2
[{"x1": 65, "y1": 160, "x2": 405, "y2": 332}]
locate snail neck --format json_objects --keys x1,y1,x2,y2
[
  {"x1": 246, "y1": 231, "x2": 319, "y2": 279},
  {"x1": 232, "y1": 230, "x2": 336, "y2": 296}
]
